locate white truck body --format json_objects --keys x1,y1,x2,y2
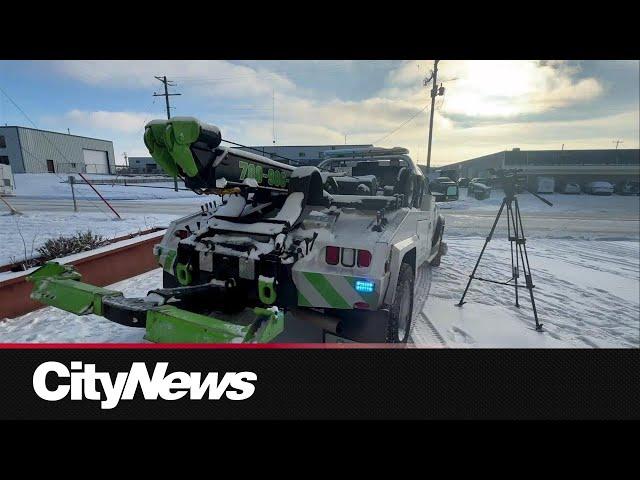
[{"x1": 154, "y1": 146, "x2": 446, "y2": 342}]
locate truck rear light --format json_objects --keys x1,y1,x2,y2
[
  {"x1": 357, "y1": 249, "x2": 372, "y2": 267},
  {"x1": 325, "y1": 246, "x2": 340, "y2": 265},
  {"x1": 341, "y1": 248, "x2": 355, "y2": 267},
  {"x1": 354, "y1": 301, "x2": 370, "y2": 309}
]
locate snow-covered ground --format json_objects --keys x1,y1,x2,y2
[
  {"x1": 13, "y1": 173, "x2": 196, "y2": 200},
  {"x1": 0, "y1": 211, "x2": 178, "y2": 266},
  {"x1": 0, "y1": 269, "x2": 159, "y2": 342},
  {"x1": 0, "y1": 182, "x2": 638, "y2": 347},
  {"x1": 441, "y1": 186, "x2": 640, "y2": 216},
  {"x1": 3, "y1": 234, "x2": 638, "y2": 347},
  {"x1": 419, "y1": 237, "x2": 639, "y2": 348}
]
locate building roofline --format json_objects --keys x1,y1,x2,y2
[
  {"x1": 237, "y1": 144, "x2": 374, "y2": 149},
  {"x1": 0, "y1": 125, "x2": 113, "y2": 144},
  {"x1": 437, "y1": 148, "x2": 639, "y2": 169}
]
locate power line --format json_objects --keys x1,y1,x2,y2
[
  {"x1": 371, "y1": 103, "x2": 430, "y2": 145},
  {"x1": 0, "y1": 84, "x2": 117, "y2": 219},
  {"x1": 220, "y1": 139, "x2": 300, "y2": 166},
  {"x1": 171, "y1": 61, "x2": 402, "y2": 85}
]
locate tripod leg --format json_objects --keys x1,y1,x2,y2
[
  {"x1": 507, "y1": 200, "x2": 520, "y2": 308},
  {"x1": 457, "y1": 198, "x2": 507, "y2": 307},
  {"x1": 514, "y1": 198, "x2": 543, "y2": 331}
]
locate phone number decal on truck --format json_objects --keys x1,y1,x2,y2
[{"x1": 239, "y1": 160, "x2": 290, "y2": 188}]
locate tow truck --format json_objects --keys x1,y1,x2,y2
[{"x1": 27, "y1": 117, "x2": 446, "y2": 343}]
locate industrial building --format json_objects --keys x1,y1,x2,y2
[
  {"x1": 123, "y1": 144, "x2": 375, "y2": 175},
  {"x1": 127, "y1": 156, "x2": 159, "y2": 174},
  {"x1": 0, "y1": 126, "x2": 116, "y2": 174},
  {"x1": 235, "y1": 144, "x2": 374, "y2": 166},
  {"x1": 438, "y1": 148, "x2": 640, "y2": 188}
]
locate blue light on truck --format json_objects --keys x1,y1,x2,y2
[{"x1": 355, "y1": 280, "x2": 375, "y2": 293}]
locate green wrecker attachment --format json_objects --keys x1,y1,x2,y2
[
  {"x1": 143, "y1": 116, "x2": 222, "y2": 179},
  {"x1": 142, "y1": 116, "x2": 294, "y2": 192},
  {"x1": 27, "y1": 262, "x2": 284, "y2": 344}
]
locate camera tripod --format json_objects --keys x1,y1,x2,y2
[{"x1": 457, "y1": 185, "x2": 552, "y2": 331}]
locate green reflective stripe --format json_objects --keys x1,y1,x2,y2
[
  {"x1": 297, "y1": 290, "x2": 311, "y2": 307},
  {"x1": 303, "y1": 272, "x2": 350, "y2": 309}
]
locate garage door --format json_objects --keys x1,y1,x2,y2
[{"x1": 83, "y1": 149, "x2": 109, "y2": 174}]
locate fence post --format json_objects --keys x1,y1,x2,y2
[{"x1": 69, "y1": 175, "x2": 78, "y2": 212}]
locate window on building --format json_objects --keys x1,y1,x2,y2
[
  {"x1": 46, "y1": 159, "x2": 55, "y2": 173},
  {"x1": 3, "y1": 179, "x2": 10, "y2": 187},
  {"x1": 299, "y1": 152, "x2": 306, "y2": 157},
  {"x1": 0, "y1": 155, "x2": 9, "y2": 165},
  {"x1": 70, "y1": 163, "x2": 77, "y2": 168},
  {"x1": 0, "y1": 135, "x2": 6, "y2": 148}
]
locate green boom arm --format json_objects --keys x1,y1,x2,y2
[{"x1": 27, "y1": 262, "x2": 284, "y2": 344}]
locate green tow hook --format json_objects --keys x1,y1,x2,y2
[
  {"x1": 258, "y1": 276, "x2": 277, "y2": 305},
  {"x1": 175, "y1": 262, "x2": 193, "y2": 286}
]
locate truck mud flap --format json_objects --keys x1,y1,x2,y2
[{"x1": 332, "y1": 308, "x2": 391, "y2": 343}]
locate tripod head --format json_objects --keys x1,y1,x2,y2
[{"x1": 489, "y1": 168, "x2": 553, "y2": 207}]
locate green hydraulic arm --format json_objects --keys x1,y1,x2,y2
[{"x1": 27, "y1": 262, "x2": 284, "y2": 344}]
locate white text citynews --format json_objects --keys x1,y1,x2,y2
[{"x1": 33, "y1": 361, "x2": 257, "y2": 409}]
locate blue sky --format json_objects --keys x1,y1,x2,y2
[{"x1": 1, "y1": 60, "x2": 638, "y2": 166}]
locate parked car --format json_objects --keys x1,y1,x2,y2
[
  {"x1": 457, "y1": 177, "x2": 469, "y2": 188},
  {"x1": 615, "y1": 180, "x2": 640, "y2": 196},
  {"x1": 468, "y1": 177, "x2": 492, "y2": 194},
  {"x1": 429, "y1": 176, "x2": 459, "y2": 201},
  {"x1": 472, "y1": 182, "x2": 492, "y2": 200},
  {"x1": 584, "y1": 181, "x2": 614, "y2": 196},
  {"x1": 559, "y1": 182, "x2": 581, "y2": 194}
]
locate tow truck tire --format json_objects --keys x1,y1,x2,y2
[
  {"x1": 431, "y1": 225, "x2": 445, "y2": 267},
  {"x1": 386, "y1": 262, "x2": 414, "y2": 343}
]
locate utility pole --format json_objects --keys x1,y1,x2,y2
[
  {"x1": 154, "y1": 75, "x2": 181, "y2": 191},
  {"x1": 613, "y1": 139, "x2": 623, "y2": 150},
  {"x1": 272, "y1": 90, "x2": 276, "y2": 146},
  {"x1": 424, "y1": 60, "x2": 445, "y2": 175}
]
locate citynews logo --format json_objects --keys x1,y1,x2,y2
[{"x1": 33, "y1": 361, "x2": 257, "y2": 410}]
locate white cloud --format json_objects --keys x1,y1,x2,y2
[
  {"x1": 382, "y1": 60, "x2": 604, "y2": 118},
  {"x1": 52, "y1": 60, "x2": 296, "y2": 99},
  {"x1": 42, "y1": 60, "x2": 636, "y2": 166},
  {"x1": 62, "y1": 109, "x2": 153, "y2": 134}
]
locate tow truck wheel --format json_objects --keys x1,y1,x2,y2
[
  {"x1": 431, "y1": 225, "x2": 445, "y2": 267},
  {"x1": 387, "y1": 263, "x2": 414, "y2": 343}
]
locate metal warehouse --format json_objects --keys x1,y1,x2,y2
[
  {"x1": 127, "y1": 156, "x2": 159, "y2": 174},
  {"x1": 0, "y1": 126, "x2": 116, "y2": 174},
  {"x1": 438, "y1": 147, "x2": 640, "y2": 186}
]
